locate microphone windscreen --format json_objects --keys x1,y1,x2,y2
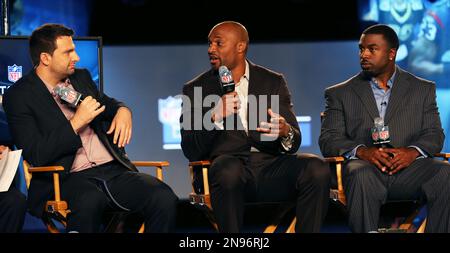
[
  {"x1": 218, "y1": 65, "x2": 235, "y2": 93},
  {"x1": 54, "y1": 86, "x2": 82, "y2": 107}
]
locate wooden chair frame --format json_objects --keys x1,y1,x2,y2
[
  {"x1": 325, "y1": 153, "x2": 450, "y2": 233},
  {"x1": 23, "y1": 160, "x2": 170, "y2": 233},
  {"x1": 188, "y1": 160, "x2": 296, "y2": 233}
]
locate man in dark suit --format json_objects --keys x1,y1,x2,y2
[
  {"x1": 0, "y1": 145, "x2": 26, "y2": 232},
  {"x1": 180, "y1": 21, "x2": 330, "y2": 233},
  {"x1": 319, "y1": 24, "x2": 450, "y2": 232},
  {"x1": 3, "y1": 24, "x2": 178, "y2": 233}
]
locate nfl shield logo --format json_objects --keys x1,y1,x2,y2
[
  {"x1": 8, "y1": 64, "x2": 22, "y2": 83},
  {"x1": 221, "y1": 74, "x2": 233, "y2": 83},
  {"x1": 158, "y1": 96, "x2": 182, "y2": 124},
  {"x1": 371, "y1": 131, "x2": 379, "y2": 142},
  {"x1": 379, "y1": 130, "x2": 390, "y2": 141}
]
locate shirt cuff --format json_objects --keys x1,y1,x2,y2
[
  {"x1": 213, "y1": 117, "x2": 224, "y2": 130},
  {"x1": 281, "y1": 126, "x2": 294, "y2": 151},
  {"x1": 408, "y1": 145, "x2": 428, "y2": 159},
  {"x1": 344, "y1": 144, "x2": 366, "y2": 159}
]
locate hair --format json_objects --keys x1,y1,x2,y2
[
  {"x1": 362, "y1": 24, "x2": 399, "y2": 50},
  {"x1": 29, "y1": 23, "x2": 74, "y2": 67}
]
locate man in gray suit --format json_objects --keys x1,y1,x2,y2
[{"x1": 319, "y1": 24, "x2": 450, "y2": 233}]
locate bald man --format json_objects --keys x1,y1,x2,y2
[{"x1": 180, "y1": 21, "x2": 330, "y2": 233}]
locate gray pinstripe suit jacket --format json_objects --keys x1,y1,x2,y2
[{"x1": 319, "y1": 67, "x2": 444, "y2": 158}]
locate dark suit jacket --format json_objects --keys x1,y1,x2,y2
[
  {"x1": 3, "y1": 69, "x2": 137, "y2": 217},
  {"x1": 180, "y1": 61, "x2": 301, "y2": 162},
  {"x1": 319, "y1": 67, "x2": 444, "y2": 157}
]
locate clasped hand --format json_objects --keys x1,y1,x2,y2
[{"x1": 356, "y1": 146, "x2": 419, "y2": 175}]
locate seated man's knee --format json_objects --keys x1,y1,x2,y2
[
  {"x1": 344, "y1": 160, "x2": 376, "y2": 178},
  {"x1": 151, "y1": 185, "x2": 178, "y2": 211},
  {"x1": 209, "y1": 155, "x2": 245, "y2": 190},
  {"x1": 299, "y1": 154, "x2": 331, "y2": 185},
  {"x1": 70, "y1": 190, "x2": 108, "y2": 214},
  {"x1": 2, "y1": 189, "x2": 26, "y2": 213},
  {"x1": 16, "y1": 192, "x2": 26, "y2": 214}
]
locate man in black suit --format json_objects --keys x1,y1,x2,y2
[
  {"x1": 3, "y1": 24, "x2": 178, "y2": 233},
  {"x1": 319, "y1": 24, "x2": 450, "y2": 232},
  {"x1": 0, "y1": 145, "x2": 26, "y2": 232},
  {"x1": 180, "y1": 21, "x2": 330, "y2": 233}
]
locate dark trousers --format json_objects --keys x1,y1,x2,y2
[
  {"x1": 208, "y1": 153, "x2": 330, "y2": 233},
  {"x1": 61, "y1": 161, "x2": 178, "y2": 233},
  {"x1": 0, "y1": 186, "x2": 26, "y2": 232},
  {"x1": 343, "y1": 158, "x2": 450, "y2": 233}
]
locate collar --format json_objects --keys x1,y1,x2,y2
[
  {"x1": 243, "y1": 60, "x2": 250, "y2": 82},
  {"x1": 370, "y1": 67, "x2": 397, "y2": 89}
]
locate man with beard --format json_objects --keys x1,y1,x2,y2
[
  {"x1": 3, "y1": 24, "x2": 178, "y2": 233},
  {"x1": 180, "y1": 21, "x2": 330, "y2": 233},
  {"x1": 319, "y1": 24, "x2": 450, "y2": 232}
]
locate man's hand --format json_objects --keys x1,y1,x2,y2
[
  {"x1": 383, "y1": 147, "x2": 419, "y2": 175},
  {"x1": 0, "y1": 145, "x2": 8, "y2": 160},
  {"x1": 212, "y1": 91, "x2": 240, "y2": 122},
  {"x1": 70, "y1": 96, "x2": 105, "y2": 133},
  {"x1": 256, "y1": 108, "x2": 290, "y2": 138},
  {"x1": 107, "y1": 107, "x2": 132, "y2": 148},
  {"x1": 356, "y1": 146, "x2": 393, "y2": 172}
]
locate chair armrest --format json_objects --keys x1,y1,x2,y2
[
  {"x1": 132, "y1": 161, "x2": 170, "y2": 167},
  {"x1": 28, "y1": 166, "x2": 64, "y2": 173},
  {"x1": 189, "y1": 160, "x2": 211, "y2": 166},
  {"x1": 132, "y1": 161, "x2": 169, "y2": 181},
  {"x1": 27, "y1": 165, "x2": 64, "y2": 200},
  {"x1": 434, "y1": 153, "x2": 450, "y2": 161},
  {"x1": 323, "y1": 156, "x2": 345, "y2": 163}
]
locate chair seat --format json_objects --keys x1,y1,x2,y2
[
  {"x1": 188, "y1": 160, "x2": 297, "y2": 233},
  {"x1": 24, "y1": 160, "x2": 170, "y2": 233}
]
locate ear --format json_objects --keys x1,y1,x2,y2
[
  {"x1": 40, "y1": 52, "x2": 51, "y2": 66},
  {"x1": 237, "y1": 42, "x2": 246, "y2": 53},
  {"x1": 389, "y1": 48, "x2": 396, "y2": 61}
]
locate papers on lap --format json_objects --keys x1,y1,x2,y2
[{"x1": 0, "y1": 148, "x2": 22, "y2": 192}]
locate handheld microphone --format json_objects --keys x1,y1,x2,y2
[
  {"x1": 54, "y1": 86, "x2": 84, "y2": 107},
  {"x1": 371, "y1": 117, "x2": 393, "y2": 148},
  {"x1": 218, "y1": 65, "x2": 235, "y2": 94}
]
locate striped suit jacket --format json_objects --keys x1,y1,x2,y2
[{"x1": 319, "y1": 67, "x2": 444, "y2": 157}]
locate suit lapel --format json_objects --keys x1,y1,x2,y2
[
  {"x1": 210, "y1": 71, "x2": 223, "y2": 96},
  {"x1": 247, "y1": 62, "x2": 260, "y2": 98},
  {"x1": 384, "y1": 68, "x2": 410, "y2": 124},
  {"x1": 351, "y1": 73, "x2": 379, "y2": 121},
  {"x1": 247, "y1": 62, "x2": 268, "y2": 139},
  {"x1": 247, "y1": 62, "x2": 265, "y2": 128},
  {"x1": 29, "y1": 71, "x2": 70, "y2": 123}
]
